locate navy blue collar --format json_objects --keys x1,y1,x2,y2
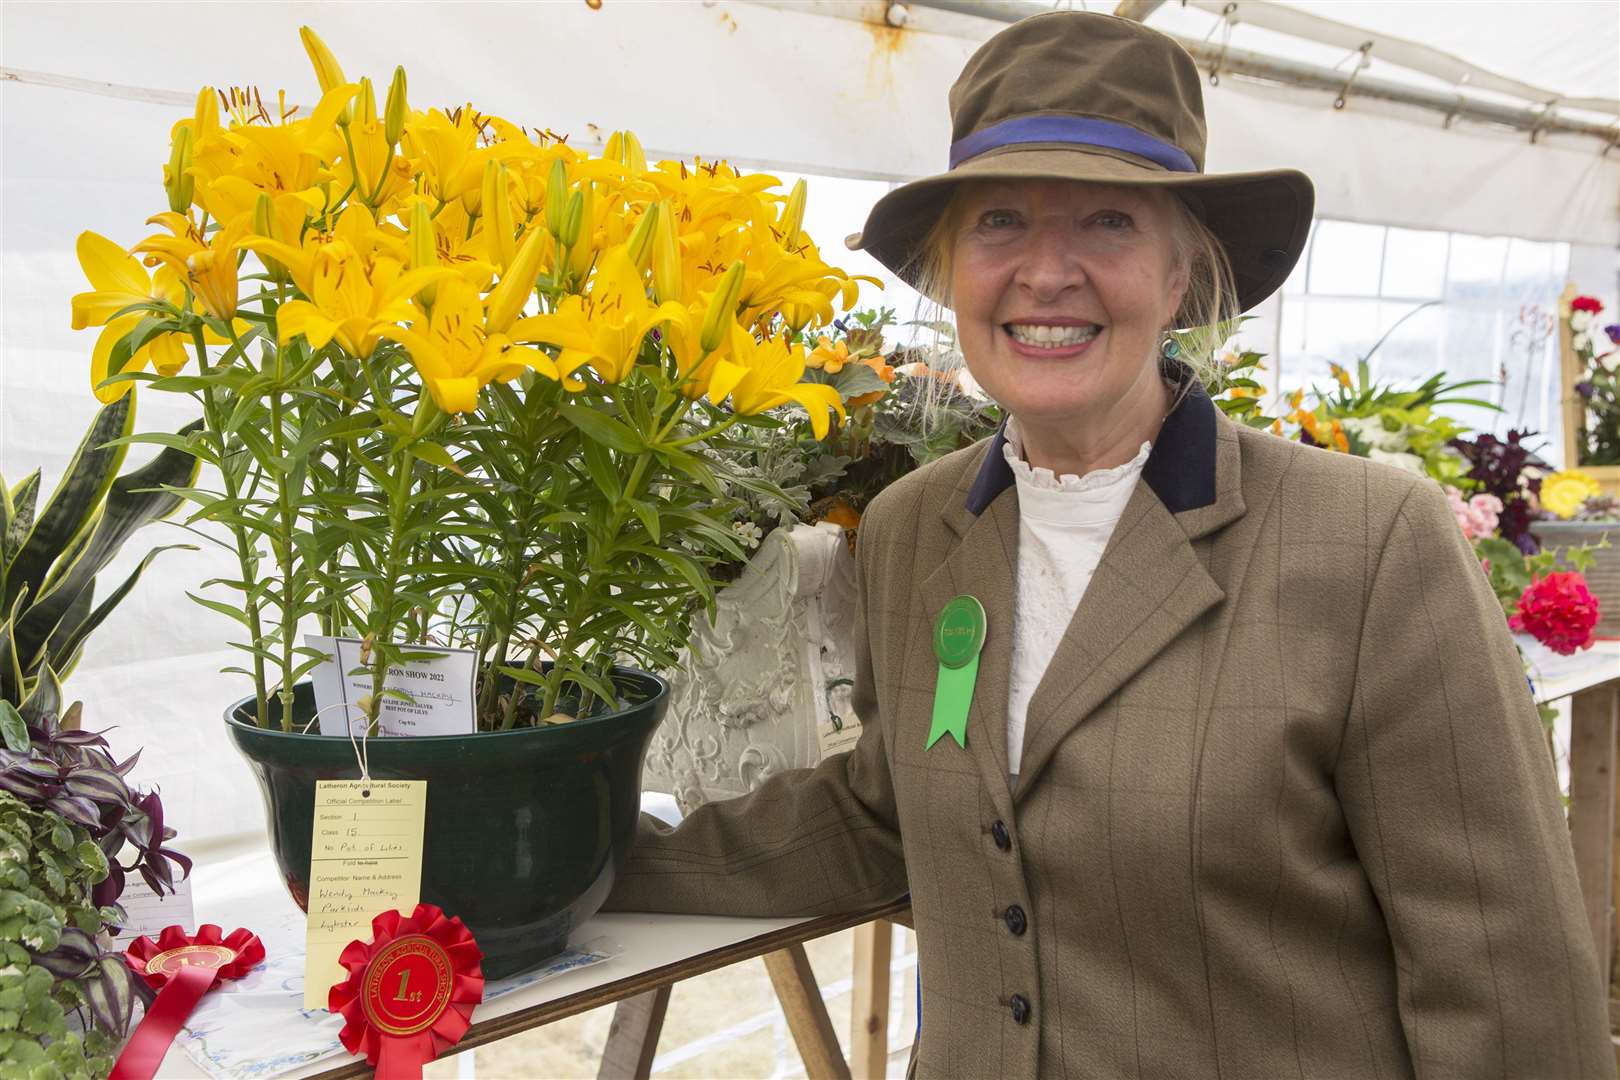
[{"x1": 965, "y1": 380, "x2": 1219, "y2": 517}]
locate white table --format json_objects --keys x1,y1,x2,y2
[{"x1": 153, "y1": 808, "x2": 905, "y2": 1080}]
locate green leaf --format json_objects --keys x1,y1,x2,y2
[
  {"x1": 558, "y1": 403, "x2": 643, "y2": 453},
  {"x1": 407, "y1": 441, "x2": 464, "y2": 474},
  {"x1": 0, "y1": 702, "x2": 26, "y2": 753},
  {"x1": 579, "y1": 440, "x2": 620, "y2": 502},
  {"x1": 185, "y1": 591, "x2": 254, "y2": 628},
  {"x1": 3, "y1": 397, "x2": 134, "y2": 615}
]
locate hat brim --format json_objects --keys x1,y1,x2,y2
[{"x1": 845, "y1": 146, "x2": 1314, "y2": 322}]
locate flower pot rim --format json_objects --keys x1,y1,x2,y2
[
  {"x1": 1532, "y1": 519, "x2": 1620, "y2": 530},
  {"x1": 223, "y1": 666, "x2": 670, "y2": 743}
]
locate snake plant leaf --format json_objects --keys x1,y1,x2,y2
[
  {"x1": 14, "y1": 425, "x2": 201, "y2": 668},
  {"x1": 3, "y1": 470, "x2": 40, "y2": 567},
  {"x1": 0, "y1": 605, "x2": 19, "y2": 705},
  {"x1": 44, "y1": 544, "x2": 194, "y2": 682},
  {"x1": 17, "y1": 663, "x2": 62, "y2": 725},
  {"x1": 2, "y1": 397, "x2": 134, "y2": 614}
]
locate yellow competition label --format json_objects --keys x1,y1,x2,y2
[{"x1": 302, "y1": 779, "x2": 426, "y2": 1010}]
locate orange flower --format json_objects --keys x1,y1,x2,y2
[
  {"x1": 817, "y1": 497, "x2": 861, "y2": 531},
  {"x1": 806, "y1": 337, "x2": 850, "y2": 374},
  {"x1": 847, "y1": 354, "x2": 896, "y2": 409},
  {"x1": 1330, "y1": 418, "x2": 1349, "y2": 453}
]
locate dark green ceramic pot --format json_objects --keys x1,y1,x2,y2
[{"x1": 225, "y1": 671, "x2": 668, "y2": 979}]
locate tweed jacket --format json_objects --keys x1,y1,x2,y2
[{"x1": 605, "y1": 387, "x2": 1610, "y2": 1078}]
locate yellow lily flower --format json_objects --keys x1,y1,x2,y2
[
  {"x1": 402, "y1": 107, "x2": 488, "y2": 208},
  {"x1": 380, "y1": 278, "x2": 559, "y2": 414},
  {"x1": 133, "y1": 212, "x2": 252, "y2": 321},
  {"x1": 723, "y1": 324, "x2": 844, "y2": 439},
  {"x1": 241, "y1": 203, "x2": 404, "y2": 299},
  {"x1": 275, "y1": 252, "x2": 450, "y2": 359},
  {"x1": 71, "y1": 231, "x2": 233, "y2": 402},
  {"x1": 511, "y1": 245, "x2": 685, "y2": 387},
  {"x1": 660, "y1": 299, "x2": 747, "y2": 405},
  {"x1": 191, "y1": 84, "x2": 355, "y2": 224}
]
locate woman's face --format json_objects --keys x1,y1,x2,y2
[{"x1": 949, "y1": 180, "x2": 1189, "y2": 435}]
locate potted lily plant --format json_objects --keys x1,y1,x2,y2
[{"x1": 68, "y1": 28, "x2": 869, "y2": 977}]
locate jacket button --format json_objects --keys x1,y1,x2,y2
[
  {"x1": 1009, "y1": 993, "x2": 1031, "y2": 1025},
  {"x1": 990, "y1": 820, "x2": 1011, "y2": 850},
  {"x1": 1004, "y1": 904, "x2": 1027, "y2": 936}
]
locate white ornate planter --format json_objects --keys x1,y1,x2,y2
[{"x1": 643, "y1": 522, "x2": 864, "y2": 815}]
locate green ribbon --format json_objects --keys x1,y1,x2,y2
[{"x1": 927, "y1": 654, "x2": 978, "y2": 750}]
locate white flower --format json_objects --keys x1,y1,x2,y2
[
  {"x1": 1368, "y1": 448, "x2": 1426, "y2": 475},
  {"x1": 1340, "y1": 415, "x2": 1408, "y2": 453},
  {"x1": 1571, "y1": 309, "x2": 1593, "y2": 332},
  {"x1": 732, "y1": 520, "x2": 763, "y2": 550}
]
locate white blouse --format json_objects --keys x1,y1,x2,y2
[{"x1": 1002, "y1": 418, "x2": 1149, "y2": 780}]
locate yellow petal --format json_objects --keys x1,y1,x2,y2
[
  {"x1": 149, "y1": 332, "x2": 190, "y2": 376},
  {"x1": 76, "y1": 231, "x2": 151, "y2": 297},
  {"x1": 428, "y1": 375, "x2": 481, "y2": 414},
  {"x1": 276, "y1": 299, "x2": 339, "y2": 350},
  {"x1": 704, "y1": 359, "x2": 748, "y2": 404},
  {"x1": 90, "y1": 315, "x2": 145, "y2": 403}
]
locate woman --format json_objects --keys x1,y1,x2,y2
[{"x1": 606, "y1": 12, "x2": 1610, "y2": 1077}]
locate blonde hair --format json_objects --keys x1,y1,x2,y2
[{"x1": 905, "y1": 182, "x2": 1239, "y2": 389}]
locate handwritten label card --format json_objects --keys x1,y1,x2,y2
[
  {"x1": 307, "y1": 636, "x2": 477, "y2": 737},
  {"x1": 302, "y1": 780, "x2": 426, "y2": 1009},
  {"x1": 108, "y1": 873, "x2": 196, "y2": 944}
]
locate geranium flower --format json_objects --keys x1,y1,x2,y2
[
  {"x1": 1510, "y1": 571, "x2": 1600, "y2": 656},
  {"x1": 1571, "y1": 296, "x2": 1604, "y2": 314},
  {"x1": 1444, "y1": 486, "x2": 1502, "y2": 540},
  {"x1": 1541, "y1": 469, "x2": 1603, "y2": 520}
]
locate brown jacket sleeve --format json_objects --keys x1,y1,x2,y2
[
  {"x1": 1334, "y1": 479, "x2": 1611, "y2": 1075},
  {"x1": 603, "y1": 507, "x2": 909, "y2": 917}
]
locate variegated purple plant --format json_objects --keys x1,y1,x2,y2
[{"x1": 0, "y1": 700, "x2": 190, "y2": 910}]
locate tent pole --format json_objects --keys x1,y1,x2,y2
[{"x1": 903, "y1": 0, "x2": 1619, "y2": 146}]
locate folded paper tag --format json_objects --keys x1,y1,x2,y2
[
  {"x1": 109, "y1": 873, "x2": 196, "y2": 944},
  {"x1": 304, "y1": 780, "x2": 427, "y2": 1010},
  {"x1": 308, "y1": 636, "x2": 477, "y2": 737}
]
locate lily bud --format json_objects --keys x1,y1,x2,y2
[
  {"x1": 700, "y1": 260, "x2": 747, "y2": 355},
  {"x1": 298, "y1": 26, "x2": 353, "y2": 126},
  {"x1": 482, "y1": 161, "x2": 516, "y2": 271},
  {"x1": 485, "y1": 226, "x2": 549, "y2": 334},
  {"x1": 193, "y1": 86, "x2": 219, "y2": 140},
  {"x1": 384, "y1": 66, "x2": 408, "y2": 147},
  {"x1": 356, "y1": 76, "x2": 378, "y2": 129},
  {"x1": 559, "y1": 190, "x2": 585, "y2": 249},
  {"x1": 165, "y1": 127, "x2": 194, "y2": 214},
  {"x1": 779, "y1": 178, "x2": 807, "y2": 251},
  {"x1": 253, "y1": 192, "x2": 289, "y2": 283},
  {"x1": 606, "y1": 130, "x2": 647, "y2": 174},
  {"x1": 359, "y1": 633, "x2": 375, "y2": 664},
  {"x1": 545, "y1": 159, "x2": 568, "y2": 240},
  {"x1": 651, "y1": 200, "x2": 682, "y2": 304},
  {"x1": 409, "y1": 200, "x2": 439, "y2": 307},
  {"x1": 625, "y1": 202, "x2": 659, "y2": 268}
]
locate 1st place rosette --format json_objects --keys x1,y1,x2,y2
[
  {"x1": 111, "y1": 924, "x2": 265, "y2": 1080},
  {"x1": 330, "y1": 903, "x2": 485, "y2": 1080}
]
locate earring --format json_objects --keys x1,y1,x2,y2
[{"x1": 1160, "y1": 335, "x2": 1181, "y2": 360}]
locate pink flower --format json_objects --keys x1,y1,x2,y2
[
  {"x1": 1510, "y1": 571, "x2": 1601, "y2": 656},
  {"x1": 1445, "y1": 486, "x2": 1503, "y2": 541}
]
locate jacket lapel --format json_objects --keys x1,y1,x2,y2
[
  {"x1": 942, "y1": 380, "x2": 1247, "y2": 802},
  {"x1": 917, "y1": 446, "x2": 1020, "y2": 803}
]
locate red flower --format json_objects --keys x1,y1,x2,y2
[
  {"x1": 1571, "y1": 295, "x2": 1604, "y2": 314},
  {"x1": 1509, "y1": 571, "x2": 1600, "y2": 656}
]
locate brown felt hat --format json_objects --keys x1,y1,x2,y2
[{"x1": 846, "y1": 11, "x2": 1314, "y2": 317}]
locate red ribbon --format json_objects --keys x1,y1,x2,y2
[
  {"x1": 110, "y1": 925, "x2": 265, "y2": 1080},
  {"x1": 329, "y1": 904, "x2": 484, "y2": 1080}
]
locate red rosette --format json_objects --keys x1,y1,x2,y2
[
  {"x1": 110, "y1": 924, "x2": 265, "y2": 1080},
  {"x1": 329, "y1": 904, "x2": 485, "y2": 1080},
  {"x1": 123, "y1": 923, "x2": 265, "y2": 987}
]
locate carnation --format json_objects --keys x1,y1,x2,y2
[
  {"x1": 1510, "y1": 571, "x2": 1600, "y2": 656},
  {"x1": 1572, "y1": 295, "x2": 1605, "y2": 314}
]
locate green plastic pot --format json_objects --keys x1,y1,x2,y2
[{"x1": 225, "y1": 671, "x2": 668, "y2": 979}]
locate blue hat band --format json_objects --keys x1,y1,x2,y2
[{"x1": 948, "y1": 116, "x2": 1197, "y2": 174}]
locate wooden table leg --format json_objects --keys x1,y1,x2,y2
[
  {"x1": 597, "y1": 985, "x2": 672, "y2": 1080},
  {"x1": 1570, "y1": 684, "x2": 1620, "y2": 990},
  {"x1": 764, "y1": 943, "x2": 852, "y2": 1080},
  {"x1": 850, "y1": 920, "x2": 892, "y2": 1079}
]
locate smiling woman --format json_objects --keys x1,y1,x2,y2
[{"x1": 604, "y1": 11, "x2": 1612, "y2": 1078}]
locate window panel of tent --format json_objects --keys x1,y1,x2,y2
[
  {"x1": 1307, "y1": 220, "x2": 1385, "y2": 297},
  {"x1": 1379, "y1": 227, "x2": 1449, "y2": 300}
]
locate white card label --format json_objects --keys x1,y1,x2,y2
[
  {"x1": 307, "y1": 635, "x2": 477, "y2": 737},
  {"x1": 109, "y1": 873, "x2": 196, "y2": 943}
]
